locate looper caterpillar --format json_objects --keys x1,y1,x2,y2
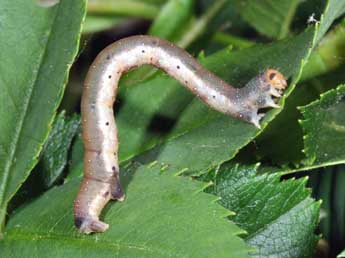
[{"x1": 74, "y1": 35, "x2": 287, "y2": 234}]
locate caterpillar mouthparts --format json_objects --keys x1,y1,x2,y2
[{"x1": 74, "y1": 35, "x2": 287, "y2": 234}]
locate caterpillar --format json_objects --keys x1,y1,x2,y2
[{"x1": 74, "y1": 35, "x2": 287, "y2": 234}]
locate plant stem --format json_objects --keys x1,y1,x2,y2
[
  {"x1": 278, "y1": 0, "x2": 299, "y2": 39},
  {"x1": 177, "y1": 0, "x2": 227, "y2": 48},
  {"x1": 87, "y1": 0, "x2": 160, "y2": 19},
  {"x1": 0, "y1": 208, "x2": 5, "y2": 238},
  {"x1": 213, "y1": 32, "x2": 254, "y2": 49}
]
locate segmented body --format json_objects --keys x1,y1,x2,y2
[{"x1": 74, "y1": 35, "x2": 287, "y2": 234}]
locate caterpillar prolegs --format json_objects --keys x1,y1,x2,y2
[{"x1": 74, "y1": 35, "x2": 287, "y2": 234}]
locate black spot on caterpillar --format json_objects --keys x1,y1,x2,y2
[
  {"x1": 74, "y1": 35, "x2": 287, "y2": 234},
  {"x1": 74, "y1": 216, "x2": 84, "y2": 229}
]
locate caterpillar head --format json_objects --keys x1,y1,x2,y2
[
  {"x1": 238, "y1": 69, "x2": 288, "y2": 128},
  {"x1": 265, "y1": 69, "x2": 287, "y2": 90}
]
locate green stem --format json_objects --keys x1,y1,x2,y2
[
  {"x1": 177, "y1": 0, "x2": 227, "y2": 48},
  {"x1": 83, "y1": 16, "x2": 124, "y2": 34},
  {"x1": 278, "y1": 0, "x2": 299, "y2": 39},
  {"x1": 213, "y1": 32, "x2": 254, "y2": 49},
  {"x1": 0, "y1": 208, "x2": 5, "y2": 238},
  {"x1": 140, "y1": 0, "x2": 166, "y2": 4},
  {"x1": 87, "y1": 0, "x2": 160, "y2": 19}
]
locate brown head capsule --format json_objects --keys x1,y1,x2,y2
[
  {"x1": 265, "y1": 69, "x2": 287, "y2": 90},
  {"x1": 74, "y1": 35, "x2": 287, "y2": 233}
]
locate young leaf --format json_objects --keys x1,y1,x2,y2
[
  {"x1": 204, "y1": 163, "x2": 320, "y2": 258},
  {"x1": 0, "y1": 0, "x2": 86, "y2": 233},
  {"x1": 36, "y1": 112, "x2": 80, "y2": 188},
  {"x1": 1, "y1": 165, "x2": 252, "y2": 258}
]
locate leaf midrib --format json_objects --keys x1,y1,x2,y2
[{"x1": 0, "y1": 6, "x2": 60, "y2": 216}]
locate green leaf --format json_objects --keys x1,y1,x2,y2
[
  {"x1": 1, "y1": 165, "x2": 252, "y2": 258},
  {"x1": 0, "y1": 0, "x2": 86, "y2": 233},
  {"x1": 36, "y1": 112, "x2": 80, "y2": 188},
  {"x1": 255, "y1": 83, "x2": 345, "y2": 174},
  {"x1": 252, "y1": 83, "x2": 318, "y2": 165},
  {"x1": 236, "y1": 0, "x2": 300, "y2": 39},
  {"x1": 299, "y1": 85, "x2": 345, "y2": 168},
  {"x1": 204, "y1": 163, "x2": 320, "y2": 258}
]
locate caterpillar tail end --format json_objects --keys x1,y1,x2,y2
[{"x1": 75, "y1": 216, "x2": 109, "y2": 234}]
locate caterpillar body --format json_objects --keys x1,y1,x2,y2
[{"x1": 74, "y1": 35, "x2": 287, "y2": 234}]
